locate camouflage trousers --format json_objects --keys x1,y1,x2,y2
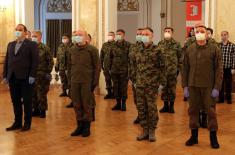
[
  {"x1": 188, "y1": 87, "x2": 218, "y2": 131},
  {"x1": 103, "y1": 69, "x2": 113, "y2": 90},
  {"x1": 132, "y1": 84, "x2": 137, "y2": 106},
  {"x1": 111, "y1": 73, "x2": 128, "y2": 99},
  {"x1": 161, "y1": 74, "x2": 177, "y2": 102},
  {"x1": 71, "y1": 82, "x2": 93, "y2": 122},
  {"x1": 136, "y1": 87, "x2": 159, "y2": 130},
  {"x1": 59, "y1": 70, "x2": 68, "y2": 90},
  {"x1": 32, "y1": 78, "x2": 50, "y2": 111}
]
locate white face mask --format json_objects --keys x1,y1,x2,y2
[
  {"x1": 108, "y1": 36, "x2": 114, "y2": 41},
  {"x1": 141, "y1": 36, "x2": 150, "y2": 44},
  {"x1": 115, "y1": 35, "x2": 123, "y2": 41},
  {"x1": 15, "y1": 31, "x2": 22, "y2": 38},
  {"x1": 136, "y1": 35, "x2": 142, "y2": 42},
  {"x1": 32, "y1": 37, "x2": 38, "y2": 43},
  {"x1": 164, "y1": 32, "x2": 172, "y2": 39},
  {"x1": 195, "y1": 32, "x2": 206, "y2": 41},
  {"x1": 71, "y1": 36, "x2": 76, "y2": 43},
  {"x1": 75, "y1": 36, "x2": 84, "y2": 43},
  {"x1": 62, "y1": 39, "x2": 69, "y2": 44}
]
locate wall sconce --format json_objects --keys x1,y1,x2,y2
[
  {"x1": 0, "y1": 0, "x2": 8, "y2": 12},
  {"x1": 160, "y1": 12, "x2": 166, "y2": 18},
  {"x1": 0, "y1": 6, "x2": 7, "y2": 12}
]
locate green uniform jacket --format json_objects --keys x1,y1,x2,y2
[
  {"x1": 36, "y1": 43, "x2": 54, "y2": 76},
  {"x1": 100, "y1": 41, "x2": 115, "y2": 71},
  {"x1": 68, "y1": 44, "x2": 101, "y2": 86},
  {"x1": 182, "y1": 42, "x2": 223, "y2": 90},
  {"x1": 135, "y1": 43, "x2": 167, "y2": 89},
  {"x1": 108, "y1": 40, "x2": 131, "y2": 74},
  {"x1": 158, "y1": 38, "x2": 183, "y2": 75},
  {"x1": 56, "y1": 43, "x2": 73, "y2": 71}
]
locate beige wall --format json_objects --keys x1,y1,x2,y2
[{"x1": 215, "y1": 0, "x2": 235, "y2": 42}]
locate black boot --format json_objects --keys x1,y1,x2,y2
[
  {"x1": 210, "y1": 131, "x2": 220, "y2": 149},
  {"x1": 133, "y1": 116, "x2": 139, "y2": 124},
  {"x1": 104, "y1": 89, "x2": 112, "y2": 99},
  {"x1": 169, "y1": 101, "x2": 175, "y2": 113},
  {"x1": 32, "y1": 108, "x2": 40, "y2": 117},
  {"x1": 92, "y1": 108, "x2": 95, "y2": 122},
  {"x1": 183, "y1": 97, "x2": 188, "y2": 101},
  {"x1": 40, "y1": 110, "x2": 46, "y2": 118},
  {"x1": 66, "y1": 102, "x2": 73, "y2": 108},
  {"x1": 186, "y1": 129, "x2": 198, "y2": 146},
  {"x1": 82, "y1": 121, "x2": 91, "y2": 137},
  {"x1": 59, "y1": 90, "x2": 67, "y2": 97},
  {"x1": 112, "y1": 98, "x2": 121, "y2": 111},
  {"x1": 159, "y1": 101, "x2": 169, "y2": 113},
  {"x1": 121, "y1": 98, "x2": 126, "y2": 111},
  {"x1": 200, "y1": 111, "x2": 208, "y2": 128},
  {"x1": 71, "y1": 121, "x2": 83, "y2": 136}
]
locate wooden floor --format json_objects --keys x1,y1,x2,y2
[{"x1": 0, "y1": 84, "x2": 235, "y2": 155}]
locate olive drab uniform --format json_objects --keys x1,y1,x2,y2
[
  {"x1": 55, "y1": 43, "x2": 72, "y2": 96},
  {"x1": 100, "y1": 41, "x2": 115, "y2": 98},
  {"x1": 182, "y1": 42, "x2": 223, "y2": 131},
  {"x1": 67, "y1": 43, "x2": 100, "y2": 124},
  {"x1": 158, "y1": 38, "x2": 182, "y2": 113},
  {"x1": 32, "y1": 43, "x2": 53, "y2": 116},
  {"x1": 135, "y1": 43, "x2": 166, "y2": 141},
  {"x1": 108, "y1": 40, "x2": 131, "y2": 111}
]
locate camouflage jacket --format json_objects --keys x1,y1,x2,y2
[
  {"x1": 55, "y1": 43, "x2": 73, "y2": 71},
  {"x1": 128, "y1": 42, "x2": 142, "y2": 83},
  {"x1": 158, "y1": 38, "x2": 183, "y2": 75},
  {"x1": 100, "y1": 41, "x2": 115, "y2": 71},
  {"x1": 208, "y1": 38, "x2": 220, "y2": 48},
  {"x1": 36, "y1": 43, "x2": 54, "y2": 76},
  {"x1": 108, "y1": 40, "x2": 131, "y2": 74},
  {"x1": 183, "y1": 36, "x2": 196, "y2": 52},
  {"x1": 135, "y1": 43, "x2": 167, "y2": 89}
]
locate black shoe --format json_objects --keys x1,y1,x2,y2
[
  {"x1": 71, "y1": 121, "x2": 83, "y2": 136},
  {"x1": 200, "y1": 111, "x2": 207, "y2": 128},
  {"x1": 40, "y1": 111, "x2": 46, "y2": 118},
  {"x1": 92, "y1": 108, "x2": 95, "y2": 122},
  {"x1": 210, "y1": 131, "x2": 220, "y2": 149},
  {"x1": 112, "y1": 98, "x2": 121, "y2": 111},
  {"x1": 183, "y1": 97, "x2": 188, "y2": 101},
  {"x1": 227, "y1": 100, "x2": 232, "y2": 104},
  {"x1": 6, "y1": 123, "x2": 22, "y2": 131},
  {"x1": 159, "y1": 101, "x2": 169, "y2": 113},
  {"x1": 82, "y1": 121, "x2": 91, "y2": 137},
  {"x1": 59, "y1": 91, "x2": 68, "y2": 97},
  {"x1": 186, "y1": 129, "x2": 198, "y2": 146},
  {"x1": 121, "y1": 98, "x2": 126, "y2": 111},
  {"x1": 133, "y1": 117, "x2": 140, "y2": 124},
  {"x1": 104, "y1": 89, "x2": 113, "y2": 99},
  {"x1": 169, "y1": 102, "x2": 175, "y2": 113},
  {"x1": 32, "y1": 108, "x2": 40, "y2": 117},
  {"x1": 21, "y1": 124, "x2": 31, "y2": 131},
  {"x1": 66, "y1": 102, "x2": 73, "y2": 108}
]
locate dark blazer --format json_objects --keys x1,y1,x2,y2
[{"x1": 3, "y1": 39, "x2": 39, "y2": 80}]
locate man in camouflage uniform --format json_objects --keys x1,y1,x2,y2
[
  {"x1": 135, "y1": 28, "x2": 166, "y2": 142},
  {"x1": 55, "y1": 34, "x2": 72, "y2": 97},
  {"x1": 129, "y1": 28, "x2": 143, "y2": 124},
  {"x1": 158, "y1": 27, "x2": 182, "y2": 114},
  {"x1": 31, "y1": 31, "x2": 54, "y2": 118},
  {"x1": 100, "y1": 32, "x2": 116, "y2": 99},
  {"x1": 183, "y1": 24, "x2": 222, "y2": 149},
  {"x1": 68, "y1": 29, "x2": 100, "y2": 137},
  {"x1": 108, "y1": 29, "x2": 131, "y2": 111},
  {"x1": 207, "y1": 28, "x2": 219, "y2": 47}
]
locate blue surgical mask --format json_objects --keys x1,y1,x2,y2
[
  {"x1": 32, "y1": 37, "x2": 38, "y2": 43},
  {"x1": 75, "y1": 36, "x2": 83, "y2": 43},
  {"x1": 15, "y1": 31, "x2": 22, "y2": 38},
  {"x1": 141, "y1": 36, "x2": 149, "y2": 43},
  {"x1": 116, "y1": 35, "x2": 123, "y2": 41},
  {"x1": 136, "y1": 35, "x2": 142, "y2": 42}
]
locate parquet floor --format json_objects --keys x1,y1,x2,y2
[{"x1": 0, "y1": 84, "x2": 235, "y2": 155}]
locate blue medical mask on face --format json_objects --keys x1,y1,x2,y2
[
  {"x1": 141, "y1": 36, "x2": 150, "y2": 43},
  {"x1": 116, "y1": 35, "x2": 123, "y2": 41},
  {"x1": 75, "y1": 36, "x2": 83, "y2": 43},
  {"x1": 32, "y1": 37, "x2": 38, "y2": 43},
  {"x1": 15, "y1": 31, "x2": 22, "y2": 38},
  {"x1": 136, "y1": 35, "x2": 142, "y2": 42}
]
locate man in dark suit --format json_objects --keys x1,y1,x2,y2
[{"x1": 2, "y1": 24, "x2": 39, "y2": 131}]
